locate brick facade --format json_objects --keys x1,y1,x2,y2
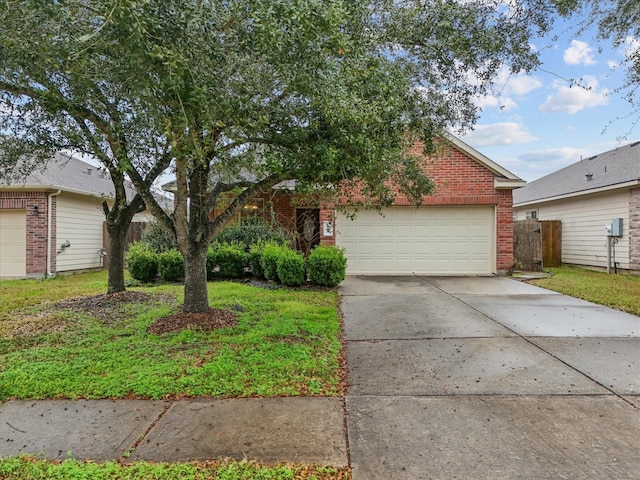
[
  {"x1": 0, "y1": 191, "x2": 55, "y2": 277},
  {"x1": 227, "y1": 141, "x2": 518, "y2": 273},
  {"x1": 630, "y1": 187, "x2": 640, "y2": 271}
]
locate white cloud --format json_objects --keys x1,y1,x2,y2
[
  {"x1": 539, "y1": 76, "x2": 609, "y2": 114},
  {"x1": 563, "y1": 40, "x2": 597, "y2": 66},
  {"x1": 502, "y1": 75, "x2": 543, "y2": 96},
  {"x1": 473, "y1": 68, "x2": 543, "y2": 112},
  {"x1": 462, "y1": 122, "x2": 537, "y2": 147}
]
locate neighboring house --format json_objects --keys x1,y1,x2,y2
[
  {"x1": 0, "y1": 153, "x2": 169, "y2": 279},
  {"x1": 165, "y1": 135, "x2": 526, "y2": 276},
  {"x1": 513, "y1": 142, "x2": 640, "y2": 272}
]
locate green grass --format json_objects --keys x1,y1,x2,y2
[
  {"x1": 531, "y1": 266, "x2": 640, "y2": 316},
  {"x1": 0, "y1": 457, "x2": 350, "y2": 479},
  {"x1": 0, "y1": 273, "x2": 344, "y2": 400},
  {"x1": 0, "y1": 271, "x2": 109, "y2": 321}
]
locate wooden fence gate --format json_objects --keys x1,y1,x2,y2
[{"x1": 514, "y1": 220, "x2": 561, "y2": 271}]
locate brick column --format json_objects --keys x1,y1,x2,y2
[{"x1": 496, "y1": 190, "x2": 514, "y2": 274}]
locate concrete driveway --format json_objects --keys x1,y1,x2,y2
[{"x1": 340, "y1": 276, "x2": 640, "y2": 480}]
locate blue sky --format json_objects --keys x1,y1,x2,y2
[{"x1": 460, "y1": 17, "x2": 639, "y2": 182}]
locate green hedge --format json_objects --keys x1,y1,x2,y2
[
  {"x1": 308, "y1": 246, "x2": 347, "y2": 287},
  {"x1": 216, "y1": 218, "x2": 289, "y2": 251},
  {"x1": 125, "y1": 242, "x2": 159, "y2": 282},
  {"x1": 158, "y1": 249, "x2": 184, "y2": 282},
  {"x1": 276, "y1": 249, "x2": 306, "y2": 287},
  {"x1": 260, "y1": 243, "x2": 286, "y2": 281},
  {"x1": 207, "y1": 242, "x2": 248, "y2": 279}
]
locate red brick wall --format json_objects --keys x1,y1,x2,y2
[
  {"x1": 0, "y1": 191, "x2": 53, "y2": 277},
  {"x1": 267, "y1": 142, "x2": 517, "y2": 272},
  {"x1": 630, "y1": 188, "x2": 640, "y2": 271}
]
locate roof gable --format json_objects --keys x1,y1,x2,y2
[{"x1": 513, "y1": 141, "x2": 640, "y2": 205}]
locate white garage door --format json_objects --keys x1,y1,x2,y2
[
  {"x1": 0, "y1": 209, "x2": 27, "y2": 278},
  {"x1": 336, "y1": 206, "x2": 495, "y2": 275}
]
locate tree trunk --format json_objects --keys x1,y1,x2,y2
[
  {"x1": 107, "y1": 225, "x2": 127, "y2": 293},
  {"x1": 103, "y1": 196, "x2": 143, "y2": 294},
  {"x1": 182, "y1": 243, "x2": 209, "y2": 312}
]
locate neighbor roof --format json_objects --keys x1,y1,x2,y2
[
  {"x1": 1, "y1": 153, "x2": 173, "y2": 208},
  {"x1": 513, "y1": 141, "x2": 640, "y2": 206},
  {"x1": 1, "y1": 152, "x2": 119, "y2": 197}
]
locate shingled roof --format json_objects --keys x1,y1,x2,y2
[
  {"x1": 1, "y1": 153, "x2": 173, "y2": 209},
  {"x1": 513, "y1": 141, "x2": 640, "y2": 206}
]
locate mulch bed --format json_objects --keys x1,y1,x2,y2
[
  {"x1": 55, "y1": 290, "x2": 238, "y2": 334},
  {"x1": 147, "y1": 308, "x2": 239, "y2": 334}
]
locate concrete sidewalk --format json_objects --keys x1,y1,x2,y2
[
  {"x1": 0, "y1": 397, "x2": 347, "y2": 465},
  {"x1": 1, "y1": 275, "x2": 639, "y2": 479}
]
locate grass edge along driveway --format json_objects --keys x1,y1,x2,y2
[{"x1": 529, "y1": 265, "x2": 640, "y2": 317}]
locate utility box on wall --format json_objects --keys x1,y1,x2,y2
[{"x1": 609, "y1": 218, "x2": 623, "y2": 237}]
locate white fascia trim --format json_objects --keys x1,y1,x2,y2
[
  {"x1": 514, "y1": 180, "x2": 640, "y2": 208},
  {"x1": 494, "y1": 178, "x2": 527, "y2": 189}
]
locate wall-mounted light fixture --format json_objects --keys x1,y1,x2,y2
[
  {"x1": 61, "y1": 240, "x2": 71, "y2": 249},
  {"x1": 29, "y1": 205, "x2": 39, "y2": 215}
]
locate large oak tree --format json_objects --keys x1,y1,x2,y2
[{"x1": 1, "y1": 0, "x2": 577, "y2": 311}]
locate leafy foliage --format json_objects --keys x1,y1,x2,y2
[
  {"x1": 308, "y1": 246, "x2": 348, "y2": 287},
  {"x1": 125, "y1": 243, "x2": 159, "y2": 283},
  {"x1": 142, "y1": 221, "x2": 178, "y2": 253},
  {"x1": 276, "y1": 250, "x2": 307, "y2": 287},
  {"x1": 260, "y1": 244, "x2": 288, "y2": 282},
  {"x1": 158, "y1": 249, "x2": 184, "y2": 282},
  {"x1": 216, "y1": 218, "x2": 290, "y2": 252},
  {"x1": 208, "y1": 242, "x2": 249, "y2": 279},
  {"x1": 0, "y1": 0, "x2": 586, "y2": 310}
]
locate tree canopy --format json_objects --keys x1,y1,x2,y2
[{"x1": 1, "y1": 0, "x2": 585, "y2": 311}]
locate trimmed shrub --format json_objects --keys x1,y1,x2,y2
[
  {"x1": 141, "y1": 221, "x2": 177, "y2": 253},
  {"x1": 216, "y1": 218, "x2": 289, "y2": 252},
  {"x1": 207, "y1": 242, "x2": 248, "y2": 279},
  {"x1": 308, "y1": 246, "x2": 347, "y2": 287},
  {"x1": 260, "y1": 243, "x2": 286, "y2": 281},
  {"x1": 248, "y1": 242, "x2": 267, "y2": 279},
  {"x1": 276, "y1": 249, "x2": 306, "y2": 287},
  {"x1": 158, "y1": 249, "x2": 184, "y2": 282},
  {"x1": 125, "y1": 242, "x2": 159, "y2": 282}
]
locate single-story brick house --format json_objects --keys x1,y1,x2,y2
[
  {"x1": 168, "y1": 135, "x2": 526, "y2": 276},
  {"x1": 0, "y1": 154, "x2": 168, "y2": 279},
  {"x1": 514, "y1": 142, "x2": 640, "y2": 272}
]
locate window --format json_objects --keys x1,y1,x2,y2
[{"x1": 526, "y1": 210, "x2": 538, "y2": 220}]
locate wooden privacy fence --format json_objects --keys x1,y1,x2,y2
[
  {"x1": 102, "y1": 221, "x2": 147, "y2": 269},
  {"x1": 514, "y1": 219, "x2": 561, "y2": 271}
]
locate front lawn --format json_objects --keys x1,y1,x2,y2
[
  {"x1": 530, "y1": 266, "x2": 640, "y2": 316},
  {"x1": 0, "y1": 272, "x2": 344, "y2": 400}
]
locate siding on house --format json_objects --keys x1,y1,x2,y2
[
  {"x1": 56, "y1": 193, "x2": 105, "y2": 272},
  {"x1": 631, "y1": 188, "x2": 640, "y2": 270},
  {"x1": 515, "y1": 190, "x2": 630, "y2": 269}
]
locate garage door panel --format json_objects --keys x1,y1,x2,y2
[
  {"x1": 336, "y1": 207, "x2": 494, "y2": 275},
  {"x1": 0, "y1": 209, "x2": 27, "y2": 278}
]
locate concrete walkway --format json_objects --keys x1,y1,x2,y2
[{"x1": 1, "y1": 276, "x2": 639, "y2": 479}]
